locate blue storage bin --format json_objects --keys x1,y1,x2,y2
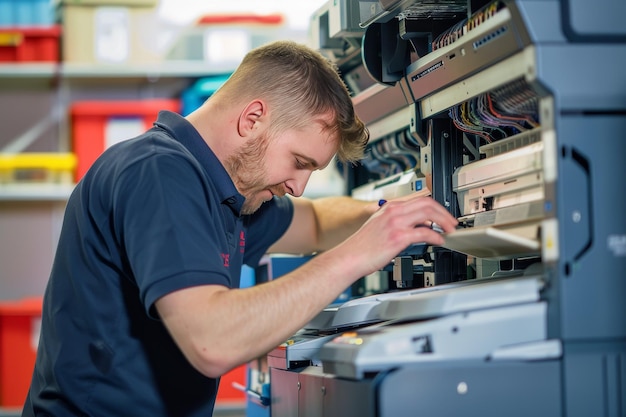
[
  {"x1": 180, "y1": 74, "x2": 231, "y2": 116},
  {"x1": 0, "y1": 0, "x2": 55, "y2": 27},
  {"x1": 0, "y1": 1, "x2": 10, "y2": 25}
]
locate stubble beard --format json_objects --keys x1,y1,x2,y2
[{"x1": 224, "y1": 132, "x2": 276, "y2": 215}]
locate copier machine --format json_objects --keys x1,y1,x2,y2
[{"x1": 266, "y1": 0, "x2": 626, "y2": 416}]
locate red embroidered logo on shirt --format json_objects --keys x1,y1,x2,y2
[
  {"x1": 221, "y1": 253, "x2": 230, "y2": 267},
  {"x1": 239, "y1": 231, "x2": 246, "y2": 254}
]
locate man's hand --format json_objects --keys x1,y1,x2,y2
[{"x1": 333, "y1": 196, "x2": 458, "y2": 276}]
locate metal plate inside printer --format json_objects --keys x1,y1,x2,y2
[{"x1": 442, "y1": 226, "x2": 540, "y2": 258}]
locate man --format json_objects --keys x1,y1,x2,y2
[{"x1": 23, "y1": 41, "x2": 457, "y2": 416}]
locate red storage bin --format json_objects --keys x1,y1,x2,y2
[
  {"x1": 70, "y1": 99, "x2": 181, "y2": 181},
  {"x1": 0, "y1": 26, "x2": 60, "y2": 62},
  {"x1": 0, "y1": 297, "x2": 42, "y2": 407},
  {"x1": 0, "y1": 296, "x2": 244, "y2": 408},
  {"x1": 216, "y1": 364, "x2": 246, "y2": 405}
]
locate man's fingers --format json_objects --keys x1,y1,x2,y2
[{"x1": 381, "y1": 197, "x2": 458, "y2": 233}]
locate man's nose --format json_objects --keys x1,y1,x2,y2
[{"x1": 285, "y1": 171, "x2": 312, "y2": 197}]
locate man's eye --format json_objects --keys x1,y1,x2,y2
[{"x1": 295, "y1": 159, "x2": 306, "y2": 169}]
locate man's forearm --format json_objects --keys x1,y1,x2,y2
[{"x1": 311, "y1": 196, "x2": 379, "y2": 251}]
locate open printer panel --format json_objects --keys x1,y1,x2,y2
[{"x1": 267, "y1": 1, "x2": 626, "y2": 416}]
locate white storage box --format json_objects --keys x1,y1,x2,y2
[
  {"x1": 166, "y1": 14, "x2": 290, "y2": 67},
  {"x1": 59, "y1": 0, "x2": 161, "y2": 64}
]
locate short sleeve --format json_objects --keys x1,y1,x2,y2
[{"x1": 113, "y1": 151, "x2": 231, "y2": 315}]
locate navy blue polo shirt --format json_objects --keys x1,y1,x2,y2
[{"x1": 23, "y1": 111, "x2": 294, "y2": 417}]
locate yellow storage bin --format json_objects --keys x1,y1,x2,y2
[{"x1": 0, "y1": 153, "x2": 77, "y2": 184}]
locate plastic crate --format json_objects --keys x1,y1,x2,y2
[
  {"x1": 0, "y1": 25, "x2": 60, "y2": 62},
  {"x1": 59, "y1": 4, "x2": 161, "y2": 64},
  {"x1": 0, "y1": 153, "x2": 76, "y2": 184},
  {"x1": 0, "y1": 297, "x2": 42, "y2": 407},
  {"x1": 59, "y1": 0, "x2": 157, "y2": 6},
  {"x1": 180, "y1": 75, "x2": 230, "y2": 116},
  {"x1": 70, "y1": 99, "x2": 180, "y2": 181},
  {"x1": 216, "y1": 365, "x2": 246, "y2": 406},
  {"x1": 0, "y1": 0, "x2": 55, "y2": 27},
  {"x1": 166, "y1": 14, "x2": 287, "y2": 66}
]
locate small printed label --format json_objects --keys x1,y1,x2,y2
[
  {"x1": 412, "y1": 61, "x2": 444, "y2": 82},
  {"x1": 95, "y1": 7, "x2": 130, "y2": 63},
  {"x1": 105, "y1": 117, "x2": 145, "y2": 148}
]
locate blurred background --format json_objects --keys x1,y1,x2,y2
[{"x1": 0, "y1": 0, "x2": 335, "y2": 414}]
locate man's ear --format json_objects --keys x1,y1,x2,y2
[{"x1": 237, "y1": 100, "x2": 266, "y2": 137}]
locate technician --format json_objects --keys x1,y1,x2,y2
[{"x1": 22, "y1": 40, "x2": 457, "y2": 416}]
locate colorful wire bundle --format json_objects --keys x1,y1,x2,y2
[
  {"x1": 449, "y1": 81, "x2": 539, "y2": 144},
  {"x1": 432, "y1": 1, "x2": 502, "y2": 51}
]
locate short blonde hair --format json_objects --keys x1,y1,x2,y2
[{"x1": 216, "y1": 40, "x2": 369, "y2": 163}]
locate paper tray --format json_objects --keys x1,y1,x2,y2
[{"x1": 443, "y1": 227, "x2": 540, "y2": 258}]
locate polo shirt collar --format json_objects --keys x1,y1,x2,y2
[{"x1": 153, "y1": 110, "x2": 245, "y2": 214}]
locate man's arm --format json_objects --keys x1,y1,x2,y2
[
  {"x1": 268, "y1": 196, "x2": 379, "y2": 255},
  {"x1": 156, "y1": 195, "x2": 458, "y2": 379}
]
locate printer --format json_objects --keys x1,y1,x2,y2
[{"x1": 268, "y1": 0, "x2": 626, "y2": 416}]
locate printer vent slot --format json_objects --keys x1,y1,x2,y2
[{"x1": 481, "y1": 128, "x2": 542, "y2": 158}]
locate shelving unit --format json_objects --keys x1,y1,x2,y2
[
  {"x1": 0, "y1": 58, "x2": 237, "y2": 413},
  {"x1": 0, "y1": 2, "x2": 316, "y2": 412},
  {"x1": 0, "y1": 59, "x2": 237, "y2": 302},
  {"x1": 0, "y1": 183, "x2": 74, "y2": 201},
  {"x1": 0, "y1": 407, "x2": 21, "y2": 417},
  {"x1": 62, "y1": 60, "x2": 235, "y2": 79},
  {"x1": 0, "y1": 63, "x2": 57, "y2": 85}
]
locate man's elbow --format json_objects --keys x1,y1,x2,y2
[{"x1": 188, "y1": 346, "x2": 240, "y2": 379}]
